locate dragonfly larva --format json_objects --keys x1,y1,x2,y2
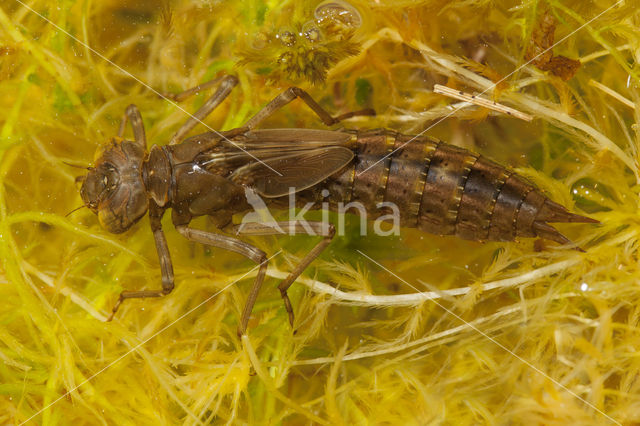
[{"x1": 76, "y1": 75, "x2": 597, "y2": 335}]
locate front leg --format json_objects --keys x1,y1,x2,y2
[
  {"x1": 107, "y1": 204, "x2": 175, "y2": 321},
  {"x1": 167, "y1": 75, "x2": 239, "y2": 145},
  {"x1": 118, "y1": 104, "x2": 147, "y2": 150}
]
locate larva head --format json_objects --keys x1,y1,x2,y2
[{"x1": 78, "y1": 138, "x2": 148, "y2": 234}]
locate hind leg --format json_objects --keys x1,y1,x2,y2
[{"x1": 242, "y1": 86, "x2": 375, "y2": 130}]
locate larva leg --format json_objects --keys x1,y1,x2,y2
[
  {"x1": 166, "y1": 75, "x2": 239, "y2": 145},
  {"x1": 174, "y1": 224, "x2": 268, "y2": 337},
  {"x1": 117, "y1": 104, "x2": 147, "y2": 149},
  {"x1": 107, "y1": 205, "x2": 174, "y2": 321},
  {"x1": 242, "y1": 86, "x2": 375, "y2": 130},
  {"x1": 234, "y1": 221, "x2": 335, "y2": 328}
]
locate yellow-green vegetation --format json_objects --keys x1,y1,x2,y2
[
  {"x1": 0, "y1": 0, "x2": 638, "y2": 424},
  {"x1": 237, "y1": 1, "x2": 363, "y2": 84}
]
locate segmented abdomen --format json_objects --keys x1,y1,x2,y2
[{"x1": 323, "y1": 129, "x2": 592, "y2": 244}]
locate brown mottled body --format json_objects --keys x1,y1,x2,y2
[
  {"x1": 274, "y1": 129, "x2": 593, "y2": 246},
  {"x1": 77, "y1": 76, "x2": 596, "y2": 335}
]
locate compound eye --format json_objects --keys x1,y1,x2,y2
[{"x1": 79, "y1": 170, "x2": 104, "y2": 212}]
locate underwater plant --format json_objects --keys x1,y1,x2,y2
[
  {"x1": 237, "y1": 1, "x2": 363, "y2": 84},
  {"x1": 0, "y1": 0, "x2": 638, "y2": 424}
]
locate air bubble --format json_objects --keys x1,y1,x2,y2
[
  {"x1": 314, "y1": 1, "x2": 362, "y2": 29},
  {"x1": 302, "y1": 21, "x2": 323, "y2": 43},
  {"x1": 278, "y1": 29, "x2": 297, "y2": 47},
  {"x1": 251, "y1": 31, "x2": 269, "y2": 49}
]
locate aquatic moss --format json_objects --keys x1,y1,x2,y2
[
  {"x1": 236, "y1": 1, "x2": 363, "y2": 84},
  {"x1": 0, "y1": 0, "x2": 639, "y2": 424}
]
